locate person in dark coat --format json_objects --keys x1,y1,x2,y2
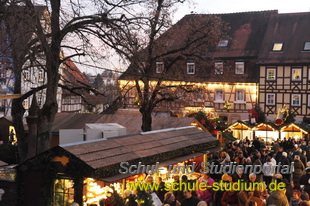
[
  {"x1": 275, "y1": 147, "x2": 284, "y2": 163},
  {"x1": 155, "y1": 177, "x2": 165, "y2": 202},
  {"x1": 181, "y1": 190, "x2": 200, "y2": 206},
  {"x1": 293, "y1": 155, "x2": 305, "y2": 187},
  {"x1": 252, "y1": 152, "x2": 263, "y2": 182},
  {"x1": 163, "y1": 192, "x2": 181, "y2": 206},
  {"x1": 252, "y1": 137, "x2": 261, "y2": 151},
  {"x1": 300, "y1": 167, "x2": 310, "y2": 196},
  {"x1": 279, "y1": 152, "x2": 291, "y2": 181},
  {"x1": 266, "y1": 189, "x2": 289, "y2": 206}
]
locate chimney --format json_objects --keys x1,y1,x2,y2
[{"x1": 26, "y1": 94, "x2": 39, "y2": 158}]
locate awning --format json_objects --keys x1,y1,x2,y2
[
  {"x1": 100, "y1": 147, "x2": 220, "y2": 182},
  {"x1": 280, "y1": 123, "x2": 308, "y2": 134},
  {"x1": 224, "y1": 121, "x2": 252, "y2": 132},
  {"x1": 252, "y1": 123, "x2": 276, "y2": 131}
]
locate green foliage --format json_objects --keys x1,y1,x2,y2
[
  {"x1": 222, "y1": 132, "x2": 237, "y2": 142},
  {"x1": 254, "y1": 104, "x2": 266, "y2": 123},
  {"x1": 283, "y1": 108, "x2": 295, "y2": 124},
  {"x1": 136, "y1": 191, "x2": 153, "y2": 206},
  {"x1": 0, "y1": 144, "x2": 18, "y2": 164},
  {"x1": 195, "y1": 110, "x2": 228, "y2": 132}
]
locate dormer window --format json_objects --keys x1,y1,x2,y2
[
  {"x1": 156, "y1": 62, "x2": 164, "y2": 73},
  {"x1": 304, "y1": 42, "x2": 310, "y2": 51},
  {"x1": 272, "y1": 43, "x2": 283, "y2": 52},
  {"x1": 218, "y1": 40, "x2": 228, "y2": 47},
  {"x1": 187, "y1": 63, "x2": 195, "y2": 74}
]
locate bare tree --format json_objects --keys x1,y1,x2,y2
[
  {"x1": 97, "y1": 0, "x2": 226, "y2": 131},
  {"x1": 1, "y1": 0, "x2": 148, "y2": 159}
]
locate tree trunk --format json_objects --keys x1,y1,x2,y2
[
  {"x1": 11, "y1": 60, "x2": 27, "y2": 161},
  {"x1": 141, "y1": 109, "x2": 152, "y2": 132},
  {"x1": 36, "y1": 0, "x2": 61, "y2": 154}
]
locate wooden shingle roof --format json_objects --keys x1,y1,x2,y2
[{"x1": 62, "y1": 126, "x2": 217, "y2": 169}]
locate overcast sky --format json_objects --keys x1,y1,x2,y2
[{"x1": 81, "y1": 0, "x2": 310, "y2": 74}]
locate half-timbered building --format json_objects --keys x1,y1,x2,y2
[
  {"x1": 257, "y1": 12, "x2": 310, "y2": 122},
  {"x1": 119, "y1": 11, "x2": 275, "y2": 123}
]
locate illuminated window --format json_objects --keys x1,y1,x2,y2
[
  {"x1": 215, "y1": 62, "x2": 223, "y2": 74},
  {"x1": 23, "y1": 99, "x2": 28, "y2": 109},
  {"x1": 187, "y1": 63, "x2": 195, "y2": 74},
  {"x1": 215, "y1": 89, "x2": 224, "y2": 101},
  {"x1": 235, "y1": 62, "x2": 244, "y2": 74},
  {"x1": 236, "y1": 90, "x2": 244, "y2": 101},
  {"x1": 24, "y1": 70, "x2": 30, "y2": 81},
  {"x1": 266, "y1": 93, "x2": 275, "y2": 105},
  {"x1": 272, "y1": 43, "x2": 283, "y2": 51},
  {"x1": 292, "y1": 68, "x2": 301, "y2": 81},
  {"x1": 218, "y1": 40, "x2": 229, "y2": 47},
  {"x1": 304, "y1": 42, "x2": 310, "y2": 51},
  {"x1": 267, "y1": 68, "x2": 276, "y2": 81},
  {"x1": 292, "y1": 94, "x2": 301, "y2": 106},
  {"x1": 53, "y1": 178, "x2": 74, "y2": 206},
  {"x1": 38, "y1": 70, "x2": 44, "y2": 82},
  {"x1": 156, "y1": 62, "x2": 164, "y2": 73}
]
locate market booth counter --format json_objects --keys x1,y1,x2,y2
[{"x1": 14, "y1": 126, "x2": 219, "y2": 206}]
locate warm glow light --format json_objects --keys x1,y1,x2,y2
[
  {"x1": 159, "y1": 167, "x2": 168, "y2": 175},
  {"x1": 84, "y1": 178, "x2": 123, "y2": 205}
]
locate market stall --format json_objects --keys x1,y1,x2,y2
[
  {"x1": 280, "y1": 123, "x2": 308, "y2": 140},
  {"x1": 14, "y1": 126, "x2": 219, "y2": 206},
  {"x1": 224, "y1": 121, "x2": 253, "y2": 140},
  {"x1": 252, "y1": 123, "x2": 278, "y2": 143}
]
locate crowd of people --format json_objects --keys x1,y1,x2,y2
[{"x1": 147, "y1": 136, "x2": 310, "y2": 206}]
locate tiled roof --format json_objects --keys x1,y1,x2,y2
[
  {"x1": 119, "y1": 11, "x2": 276, "y2": 83},
  {"x1": 62, "y1": 58, "x2": 91, "y2": 87},
  {"x1": 258, "y1": 12, "x2": 310, "y2": 64},
  {"x1": 51, "y1": 112, "x2": 194, "y2": 134},
  {"x1": 62, "y1": 126, "x2": 217, "y2": 169}
]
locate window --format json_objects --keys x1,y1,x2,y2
[
  {"x1": 235, "y1": 62, "x2": 244, "y2": 74},
  {"x1": 267, "y1": 68, "x2": 276, "y2": 81},
  {"x1": 23, "y1": 99, "x2": 29, "y2": 109},
  {"x1": 272, "y1": 43, "x2": 283, "y2": 51},
  {"x1": 218, "y1": 40, "x2": 229, "y2": 47},
  {"x1": 38, "y1": 70, "x2": 44, "y2": 82},
  {"x1": 187, "y1": 63, "x2": 195, "y2": 74},
  {"x1": 266, "y1": 93, "x2": 275, "y2": 105},
  {"x1": 215, "y1": 62, "x2": 223, "y2": 74},
  {"x1": 236, "y1": 90, "x2": 245, "y2": 101},
  {"x1": 215, "y1": 89, "x2": 224, "y2": 101},
  {"x1": 156, "y1": 62, "x2": 164, "y2": 73},
  {"x1": 63, "y1": 96, "x2": 70, "y2": 104},
  {"x1": 24, "y1": 70, "x2": 30, "y2": 81},
  {"x1": 304, "y1": 42, "x2": 310, "y2": 51},
  {"x1": 292, "y1": 68, "x2": 301, "y2": 81},
  {"x1": 308, "y1": 94, "x2": 310, "y2": 107},
  {"x1": 53, "y1": 178, "x2": 74, "y2": 206},
  {"x1": 291, "y1": 94, "x2": 301, "y2": 106}
]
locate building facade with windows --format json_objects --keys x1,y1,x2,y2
[
  {"x1": 257, "y1": 12, "x2": 310, "y2": 122},
  {"x1": 120, "y1": 11, "x2": 276, "y2": 123}
]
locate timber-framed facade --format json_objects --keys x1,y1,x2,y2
[{"x1": 257, "y1": 12, "x2": 310, "y2": 121}]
